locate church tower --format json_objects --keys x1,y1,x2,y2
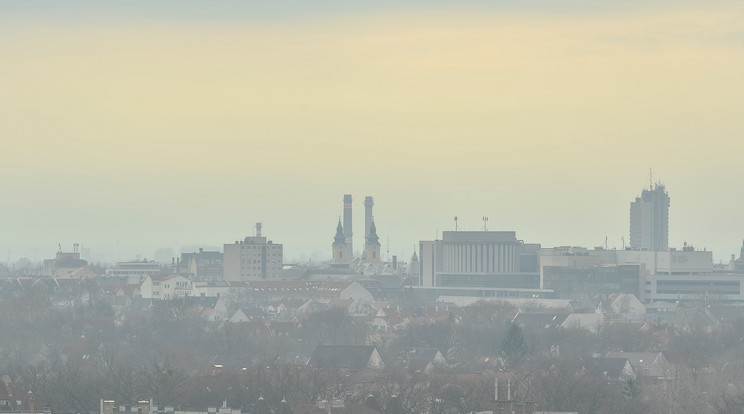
[
  {"x1": 365, "y1": 219, "x2": 381, "y2": 263},
  {"x1": 332, "y1": 219, "x2": 348, "y2": 264}
]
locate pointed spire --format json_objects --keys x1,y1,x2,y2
[
  {"x1": 333, "y1": 218, "x2": 346, "y2": 246},
  {"x1": 366, "y1": 219, "x2": 380, "y2": 246},
  {"x1": 411, "y1": 246, "x2": 418, "y2": 262}
]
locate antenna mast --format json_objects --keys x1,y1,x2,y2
[
  {"x1": 482, "y1": 216, "x2": 489, "y2": 231},
  {"x1": 454, "y1": 216, "x2": 459, "y2": 231},
  {"x1": 386, "y1": 235, "x2": 390, "y2": 262}
]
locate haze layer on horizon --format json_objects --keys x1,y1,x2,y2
[{"x1": 1, "y1": 1, "x2": 743, "y2": 263}]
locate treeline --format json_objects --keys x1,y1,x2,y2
[{"x1": 2, "y1": 286, "x2": 744, "y2": 414}]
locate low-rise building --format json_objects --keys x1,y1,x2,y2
[
  {"x1": 140, "y1": 274, "x2": 192, "y2": 300},
  {"x1": 106, "y1": 260, "x2": 161, "y2": 284}
]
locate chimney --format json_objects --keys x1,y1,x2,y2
[
  {"x1": 392, "y1": 255, "x2": 397, "y2": 270},
  {"x1": 364, "y1": 196, "x2": 374, "y2": 241},
  {"x1": 256, "y1": 222, "x2": 262, "y2": 238},
  {"x1": 344, "y1": 195, "x2": 353, "y2": 258},
  {"x1": 28, "y1": 391, "x2": 34, "y2": 414}
]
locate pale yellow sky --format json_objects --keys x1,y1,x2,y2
[{"x1": 1, "y1": 5, "x2": 743, "y2": 262}]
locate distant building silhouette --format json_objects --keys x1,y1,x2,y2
[
  {"x1": 630, "y1": 183, "x2": 670, "y2": 251},
  {"x1": 332, "y1": 219, "x2": 349, "y2": 265},
  {"x1": 365, "y1": 220, "x2": 381, "y2": 263},
  {"x1": 223, "y1": 223, "x2": 283, "y2": 282},
  {"x1": 416, "y1": 231, "x2": 547, "y2": 299},
  {"x1": 343, "y1": 194, "x2": 353, "y2": 259},
  {"x1": 364, "y1": 196, "x2": 374, "y2": 241}
]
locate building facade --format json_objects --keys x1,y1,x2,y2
[
  {"x1": 364, "y1": 220, "x2": 381, "y2": 263},
  {"x1": 630, "y1": 184, "x2": 670, "y2": 251},
  {"x1": 140, "y1": 274, "x2": 192, "y2": 300},
  {"x1": 418, "y1": 231, "x2": 540, "y2": 292},
  {"x1": 105, "y1": 260, "x2": 161, "y2": 284},
  {"x1": 332, "y1": 219, "x2": 349, "y2": 265},
  {"x1": 178, "y1": 248, "x2": 223, "y2": 280},
  {"x1": 223, "y1": 223, "x2": 283, "y2": 282},
  {"x1": 43, "y1": 246, "x2": 88, "y2": 277}
]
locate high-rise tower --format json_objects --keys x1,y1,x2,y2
[
  {"x1": 364, "y1": 196, "x2": 374, "y2": 241},
  {"x1": 630, "y1": 183, "x2": 670, "y2": 251},
  {"x1": 343, "y1": 194, "x2": 353, "y2": 258}
]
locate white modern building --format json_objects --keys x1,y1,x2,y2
[
  {"x1": 140, "y1": 274, "x2": 192, "y2": 300},
  {"x1": 416, "y1": 231, "x2": 546, "y2": 300},
  {"x1": 614, "y1": 249, "x2": 712, "y2": 275},
  {"x1": 106, "y1": 260, "x2": 161, "y2": 284}
]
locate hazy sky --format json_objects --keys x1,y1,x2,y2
[{"x1": 1, "y1": 1, "x2": 743, "y2": 263}]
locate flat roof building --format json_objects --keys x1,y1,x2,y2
[
  {"x1": 418, "y1": 231, "x2": 541, "y2": 296},
  {"x1": 223, "y1": 223, "x2": 283, "y2": 282}
]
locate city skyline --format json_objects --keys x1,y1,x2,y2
[
  {"x1": 3, "y1": 3, "x2": 744, "y2": 414},
  {"x1": 2, "y1": 181, "x2": 741, "y2": 265},
  {"x1": 1, "y1": 1, "x2": 743, "y2": 263}
]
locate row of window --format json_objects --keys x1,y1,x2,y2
[{"x1": 202, "y1": 260, "x2": 222, "y2": 265}]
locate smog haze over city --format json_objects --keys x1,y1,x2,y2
[
  {"x1": 1, "y1": 0, "x2": 743, "y2": 264},
  {"x1": 3, "y1": 3, "x2": 744, "y2": 414}
]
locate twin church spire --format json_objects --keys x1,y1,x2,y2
[{"x1": 332, "y1": 216, "x2": 380, "y2": 264}]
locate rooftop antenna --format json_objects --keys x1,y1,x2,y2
[
  {"x1": 649, "y1": 168, "x2": 653, "y2": 190},
  {"x1": 621, "y1": 236, "x2": 626, "y2": 250},
  {"x1": 386, "y1": 235, "x2": 390, "y2": 262},
  {"x1": 58, "y1": 243, "x2": 62, "y2": 253},
  {"x1": 482, "y1": 216, "x2": 489, "y2": 231},
  {"x1": 454, "y1": 216, "x2": 459, "y2": 231},
  {"x1": 605, "y1": 236, "x2": 608, "y2": 250}
]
